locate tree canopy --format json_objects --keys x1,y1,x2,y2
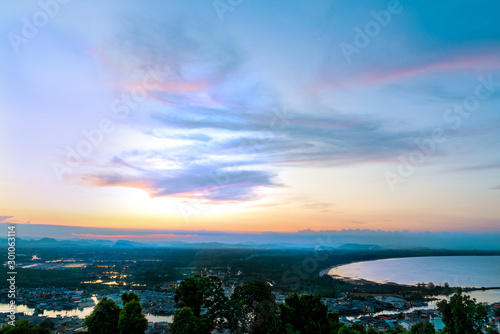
[
  {"x1": 174, "y1": 275, "x2": 228, "y2": 333},
  {"x1": 228, "y1": 281, "x2": 281, "y2": 334},
  {"x1": 437, "y1": 287, "x2": 488, "y2": 334},
  {"x1": 280, "y1": 293, "x2": 338, "y2": 334},
  {"x1": 118, "y1": 300, "x2": 148, "y2": 334},
  {"x1": 410, "y1": 321, "x2": 435, "y2": 334},
  {"x1": 85, "y1": 292, "x2": 148, "y2": 334},
  {"x1": 84, "y1": 297, "x2": 121, "y2": 334},
  {"x1": 0, "y1": 320, "x2": 50, "y2": 334},
  {"x1": 171, "y1": 307, "x2": 206, "y2": 334}
]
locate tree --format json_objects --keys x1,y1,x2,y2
[
  {"x1": 0, "y1": 320, "x2": 50, "y2": 334},
  {"x1": 411, "y1": 321, "x2": 435, "y2": 334},
  {"x1": 171, "y1": 307, "x2": 205, "y2": 334},
  {"x1": 338, "y1": 325, "x2": 356, "y2": 334},
  {"x1": 84, "y1": 297, "x2": 121, "y2": 334},
  {"x1": 228, "y1": 281, "x2": 281, "y2": 333},
  {"x1": 280, "y1": 293, "x2": 334, "y2": 334},
  {"x1": 351, "y1": 323, "x2": 367, "y2": 334},
  {"x1": 39, "y1": 318, "x2": 55, "y2": 330},
  {"x1": 386, "y1": 325, "x2": 407, "y2": 334},
  {"x1": 444, "y1": 282, "x2": 452, "y2": 295},
  {"x1": 174, "y1": 275, "x2": 228, "y2": 333},
  {"x1": 437, "y1": 287, "x2": 488, "y2": 334},
  {"x1": 118, "y1": 300, "x2": 148, "y2": 334},
  {"x1": 121, "y1": 292, "x2": 140, "y2": 305},
  {"x1": 328, "y1": 312, "x2": 343, "y2": 334}
]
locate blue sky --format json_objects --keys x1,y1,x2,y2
[{"x1": 0, "y1": 0, "x2": 499, "y2": 235}]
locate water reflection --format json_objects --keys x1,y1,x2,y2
[
  {"x1": 0, "y1": 298, "x2": 173, "y2": 323},
  {"x1": 346, "y1": 289, "x2": 500, "y2": 320}
]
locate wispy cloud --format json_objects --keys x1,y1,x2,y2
[
  {"x1": 4, "y1": 222, "x2": 500, "y2": 249},
  {"x1": 313, "y1": 50, "x2": 500, "y2": 91},
  {"x1": 301, "y1": 200, "x2": 334, "y2": 212},
  {"x1": 68, "y1": 11, "x2": 448, "y2": 203},
  {"x1": 0, "y1": 216, "x2": 13, "y2": 222},
  {"x1": 75, "y1": 32, "x2": 499, "y2": 204},
  {"x1": 448, "y1": 161, "x2": 500, "y2": 173},
  {"x1": 86, "y1": 163, "x2": 279, "y2": 201}
]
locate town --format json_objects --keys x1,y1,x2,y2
[
  {"x1": 2, "y1": 278, "x2": 500, "y2": 333},
  {"x1": 2, "y1": 247, "x2": 500, "y2": 333}
]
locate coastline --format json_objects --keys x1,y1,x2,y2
[{"x1": 320, "y1": 255, "x2": 500, "y2": 290}]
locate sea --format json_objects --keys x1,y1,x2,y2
[{"x1": 328, "y1": 255, "x2": 500, "y2": 304}]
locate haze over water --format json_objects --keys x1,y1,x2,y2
[{"x1": 329, "y1": 256, "x2": 500, "y2": 288}]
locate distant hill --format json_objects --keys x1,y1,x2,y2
[
  {"x1": 112, "y1": 240, "x2": 146, "y2": 248},
  {"x1": 0, "y1": 237, "x2": 384, "y2": 250},
  {"x1": 338, "y1": 243, "x2": 383, "y2": 250},
  {"x1": 3, "y1": 223, "x2": 500, "y2": 250}
]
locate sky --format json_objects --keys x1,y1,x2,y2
[{"x1": 0, "y1": 0, "x2": 499, "y2": 239}]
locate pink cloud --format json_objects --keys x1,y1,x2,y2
[
  {"x1": 71, "y1": 233, "x2": 197, "y2": 240},
  {"x1": 362, "y1": 53, "x2": 500, "y2": 86},
  {"x1": 312, "y1": 52, "x2": 500, "y2": 91}
]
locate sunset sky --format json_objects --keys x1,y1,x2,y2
[{"x1": 1, "y1": 0, "x2": 499, "y2": 238}]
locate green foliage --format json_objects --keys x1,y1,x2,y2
[
  {"x1": 411, "y1": 321, "x2": 435, "y2": 334},
  {"x1": 174, "y1": 275, "x2": 228, "y2": 333},
  {"x1": 228, "y1": 281, "x2": 281, "y2": 333},
  {"x1": 84, "y1": 293, "x2": 147, "y2": 334},
  {"x1": 39, "y1": 318, "x2": 55, "y2": 330},
  {"x1": 328, "y1": 312, "x2": 343, "y2": 333},
  {"x1": 0, "y1": 320, "x2": 50, "y2": 334},
  {"x1": 339, "y1": 324, "x2": 356, "y2": 334},
  {"x1": 486, "y1": 327, "x2": 500, "y2": 334},
  {"x1": 367, "y1": 327, "x2": 378, "y2": 334},
  {"x1": 495, "y1": 308, "x2": 500, "y2": 317},
  {"x1": 118, "y1": 300, "x2": 148, "y2": 334},
  {"x1": 437, "y1": 287, "x2": 488, "y2": 334},
  {"x1": 121, "y1": 292, "x2": 141, "y2": 305},
  {"x1": 351, "y1": 322, "x2": 367, "y2": 334},
  {"x1": 171, "y1": 307, "x2": 206, "y2": 334},
  {"x1": 174, "y1": 276, "x2": 208, "y2": 316},
  {"x1": 84, "y1": 297, "x2": 121, "y2": 334},
  {"x1": 280, "y1": 293, "x2": 337, "y2": 334},
  {"x1": 385, "y1": 325, "x2": 407, "y2": 334}
]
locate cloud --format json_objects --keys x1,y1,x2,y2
[
  {"x1": 81, "y1": 104, "x2": 425, "y2": 202},
  {"x1": 448, "y1": 161, "x2": 500, "y2": 173},
  {"x1": 491, "y1": 185, "x2": 500, "y2": 190},
  {"x1": 71, "y1": 233, "x2": 198, "y2": 240},
  {"x1": 313, "y1": 50, "x2": 500, "y2": 91},
  {"x1": 59, "y1": 1, "x2": 500, "y2": 205},
  {"x1": 86, "y1": 156, "x2": 280, "y2": 201},
  {"x1": 301, "y1": 200, "x2": 334, "y2": 212},
  {"x1": 88, "y1": 167, "x2": 278, "y2": 201},
  {"x1": 343, "y1": 220, "x2": 366, "y2": 225},
  {"x1": 0, "y1": 216, "x2": 13, "y2": 222},
  {"x1": 4, "y1": 222, "x2": 500, "y2": 249},
  {"x1": 360, "y1": 53, "x2": 500, "y2": 87}
]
